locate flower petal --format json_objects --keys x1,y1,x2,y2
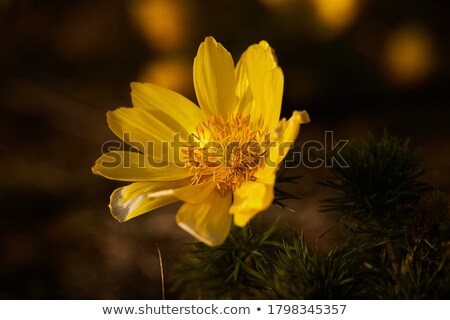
[
  {"x1": 237, "y1": 41, "x2": 283, "y2": 131},
  {"x1": 254, "y1": 166, "x2": 277, "y2": 184},
  {"x1": 110, "y1": 179, "x2": 189, "y2": 222},
  {"x1": 173, "y1": 181, "x2": 217, "y2": 204},
  {"x1": 262, "y1": 67, "x2": 284, "y2": 130},
  {"x1": 92, "y1": 151, "x2": 190, "y2": 181},
  {"x1": 130, "y1": 82, "x2": 205, "y2": 135},
  {"x1": 235, "y1": 54, "x2": 254, "y2": 115},
  {"x1": 193, "y1": 36, "x2": 236, "y2": 117},
  {"x1": 176, "y1": 189, "x2": 232, "y2": 246},
  {"x1": 107, "y1": 107, "x2": 176, "y2": 158},
  {"x1": 230, "y1": 180, "x2": 275, "y2": 227},
  {"x1": 267, "y1": 110, "x2": 310, "y2": 167}
]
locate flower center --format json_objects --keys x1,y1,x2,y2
[{"x1": 184, "y1": 113, "x2": 264, "y2": 194}]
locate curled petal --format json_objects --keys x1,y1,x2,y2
[
  {"x1": 268, "y1": 110, "x2": 311, "y2": 167},
  {"x1": 109, "y1": 179, "x2": 190, "y2": 222}
]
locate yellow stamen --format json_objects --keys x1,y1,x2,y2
[{"x1": 185, "y1": 113, "x2": 264, "y2": 195}]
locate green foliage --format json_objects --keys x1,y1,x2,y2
[
  {"x1": 250, "y1": 236, "x2": 376, "y2": 299},
  {"x1": 320, "y1": 133, "x2": 429, "y2": 233},
  {"x1": 415, "y1": 189, "x2": 450, "y2": 231},
  {"x1": 171, "y1": 133, "x2": 450, "y2": 299},
  {"x1": 273, "y1": 146, "x2": 303, "y2": 212},
  {"x1": 364, "y1": 236, "x2": 450, "y2": 299},
  {"x1": 170, "y1": 224, "x2": 280, "y2": 299}
]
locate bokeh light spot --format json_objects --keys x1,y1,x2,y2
[
  {"x1": 384, "y1": 25, "x2": 435, "y2": 87},
  {"x1": 311, "y1": 0, "x2": 359, "y2": 33},
  {"x1": 132, "y1": 0, "x2": 187, "y2": 51},
  {"x1": 138, "y1": 57, "x2": 191, "y2": 95}
]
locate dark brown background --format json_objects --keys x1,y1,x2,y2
[{"x1": 0, "y1": 0, "x2": 449, "y2": 298}]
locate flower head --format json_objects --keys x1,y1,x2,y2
[{"x1": 92, "y1": 37, "x2": 310, "y2": 246}]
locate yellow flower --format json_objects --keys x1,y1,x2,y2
[{"x1": 92, "y1": 37, "x2": 310, "y2": 246}]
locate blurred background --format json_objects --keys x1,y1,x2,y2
[{"x1": 0, "y1": 0, "x2": 449, "y2": 299}]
